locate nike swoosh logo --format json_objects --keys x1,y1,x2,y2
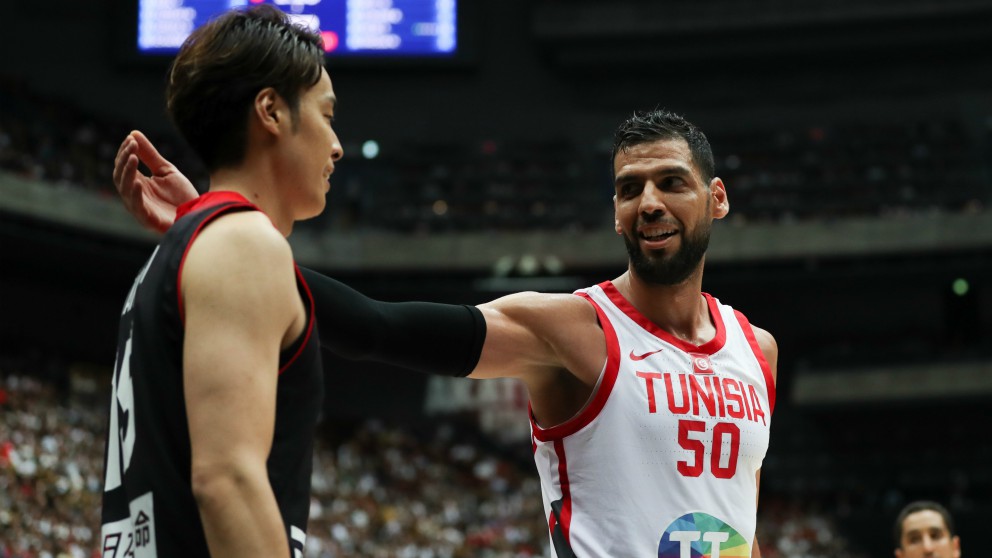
[{"x1": 630, "y1": 348, "x2": 664, "y2": 361}]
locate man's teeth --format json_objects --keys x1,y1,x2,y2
[{"x1": 642, "y1": 231, "x2": 676, "y2": 240}]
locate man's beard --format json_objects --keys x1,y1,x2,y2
[{"x1": 623, "y1": 220, "x2": 711, "y2": 285}]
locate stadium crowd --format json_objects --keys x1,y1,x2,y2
[
  {"x1": 0, "y1": 357, "x2": 877, "y2": 558},
  {"x1": 1, "y1": 78, "x2": 988, "y2": 234},
  {"x1": 1, "y1": 371, "x2": 102, "y2": 558}
]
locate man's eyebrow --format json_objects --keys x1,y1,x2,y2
[
  {"x1": 324, "y1": 94, "x2": 337, "y2": 111},
  {"x1": 615, "y1": 164, "x2": 693, "y2": 182}
]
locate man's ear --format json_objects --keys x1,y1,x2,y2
[
  {"x1": 710, "y1": 177, "x2": 729, "y2": 219},
  {"x1": 613, "y1": 194, "x2": 622, "y2": 234},
  {"x1": 253, "y1": 87, "x2": 282, "y2": 136}
]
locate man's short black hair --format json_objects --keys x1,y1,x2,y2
[
  {"x1": 893, "y1": 500, "x2": 956, "y2": 549},
  {"x1": 611, "y1": 109, "x2": 715, "y2": 183}
]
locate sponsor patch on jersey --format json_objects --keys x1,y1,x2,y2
[
  {"x1": 101, "y1": 492, "x2": 157, "y2": 558},
  {"x1": 658, "y1": 512, "x2": 749, "y2": 558}
]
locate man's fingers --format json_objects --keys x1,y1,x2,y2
[
  {"x1": 113, "y1": 137, "x2": 137, "y2": 190},
  {"x1": 122, "y1": 154, "x2": 142, "y2": 210},
  {"x1": 132, "y1": 130, "x2": 172, "y2": 173}
]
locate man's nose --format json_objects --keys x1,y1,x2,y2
[{"x1": 639, "y1": 182, "x2": 667, "y2": 215}]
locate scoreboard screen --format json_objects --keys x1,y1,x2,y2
[{"x1": 135, "y1": 0, "x2": 459, "y2": 58}]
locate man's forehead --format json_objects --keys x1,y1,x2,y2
[
  {"x1": 614, "y1": 139, "x2": 697, "y2": 177},
  {"x1": 621, "y1": 136, "x2": 688, "y2": 154},
  {"x1": 903, "y1": 510, "x2": 949, "y2": 533},
  {"x1": 615, "y1": 137, "x2": 692, "y2": 161}
]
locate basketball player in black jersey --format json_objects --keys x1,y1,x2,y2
[{"x1": 100, "y1": 6, "x2": 342, "y2": 557}]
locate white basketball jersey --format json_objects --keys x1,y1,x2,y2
[{"x1": 531, "y1": 281, "x2": 775, "y2": 558}]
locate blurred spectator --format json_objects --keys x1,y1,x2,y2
[{"x1": 755, "y1": 497, "x2": 869, "y2": 558}]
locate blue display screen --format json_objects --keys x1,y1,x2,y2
[{"x1": 137, "y1": 0, "x2": 457, "y2": 57}]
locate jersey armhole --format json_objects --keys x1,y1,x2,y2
[
  {"x1": 277, "y1": 264, "x2": 317, "y2": 375},
  {"x1": 530, "y1": 292, "x2": 622, "y2": 442},
  {"x1": 733, "y1": 309, "x2": 776, "y2": 415}
]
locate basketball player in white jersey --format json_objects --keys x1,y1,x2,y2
[{"x1": 113, "y1": 109, "x2": 776, "y2": 557}]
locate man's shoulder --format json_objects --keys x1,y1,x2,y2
[
  {"x1": 482, "y1": 291, "x2": 598, "y2": 322},
  {"x1": 191, "y1": 211, "x2": 290, "y2": 260},
  {"x1": 181, "y1": 211, "x2": 295, "y2": 296}
]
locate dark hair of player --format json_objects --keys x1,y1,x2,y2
[
  {"x1": 166, "y1": 5, "x2": 325, "y2": 172},
  {"x1": 611, "y1": 109, "x2": 716, "y2": 183}
]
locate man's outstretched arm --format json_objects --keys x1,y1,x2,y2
[
  {"x1": 111, "y1": 132, "x2": 577, "y2": 382},
  {"x1": 113, "y1": 131, "x2": 489, "y2": 377},
  {"x1": 297, "y1": 268, "x2": 486, "y2": 377}
]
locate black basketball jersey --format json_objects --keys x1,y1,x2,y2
[{"x1": 100, "y1": 191, "x2": 323, "y2": 558}]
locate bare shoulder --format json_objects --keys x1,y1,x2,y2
[
  {"x1": 182, "y1": 211, "x2": 297, "y2": 308},
  {"x1": 189, "y1": 211, "x2": 291, "y2": 263},
  {"x1": 749, "y1": 324, "x2": 779, "y2": 384},
  {"x1": 472, "y1": 291, "x2": 604, "y2": 381},
  {"x1": 480, "y1": 291, "x2": 596, "y2": 320},
  {"x1": 480, "y1": 291, "x2": 600, "y2": 341}
]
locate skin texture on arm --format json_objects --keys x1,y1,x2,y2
[
  {"x1": 749, "y1": 324, "x2": 778, "y2": 558},
  {"x1": 114, "y1": 131, "x2": 198, "y2": 233},
  {"x1": 182, "y1": 211, "x2": 306, "y2": 558},
  {"x1": 473, "y1": 292, "x2": 608, "y2": 428}
]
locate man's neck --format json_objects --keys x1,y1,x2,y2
[
  {"x1": 613, "y1": 265, "x2": 714, "y2": 346},
  {"x1": 208, "y1": 164, "x2": 293, "y2": 237}
]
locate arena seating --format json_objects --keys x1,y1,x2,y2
[
  {"x1": 2, "y1": 80, "x2": 987, "y2": 235},
  {"x1": 1, "y1": 360, "x2": 877, "y2": 557}
]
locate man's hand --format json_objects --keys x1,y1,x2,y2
[{"x1": 113, "y1": 130, "x2": 199, "y2": 233}]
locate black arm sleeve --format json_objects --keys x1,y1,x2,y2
[{"x1": 298, "y1": 267, "x2": 485, "y2": 377}]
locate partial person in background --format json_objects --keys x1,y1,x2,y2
[
  {"x1": 101, "y1": 6, "x2": 343, "y2": 557},
  {"x1": 894, "y1": 501, "x2": 961, "y2": 558},
  {"x1": 113, "y1": 110, "x2": 777, "y2": 557}
]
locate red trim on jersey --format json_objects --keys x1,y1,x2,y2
[
  {"x1": 554, "y1": 439, "x2": 573, "y2": 544},
  {"x1": 176, "y1": 192, "x2": 259, "y2": 325},
  {"x1": 598, "y1": 281, "x2": 727, "y2": 356},
  {"x1": 733, "y1": 309, "x2": 776, "y2": 415},
  {"x1": 278, "y1": 264, "x2": 316, "y2": 376},
  {"x1": 175, "y1": 191, "x2": 255, "y2": 221},
  {"x1": 529, "y1": 293, "x2": 621, "y2": 443}
]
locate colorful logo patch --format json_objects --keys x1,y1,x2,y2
[{"x1": 658, "y1": 512, "x2": 749, "y2": 558}]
